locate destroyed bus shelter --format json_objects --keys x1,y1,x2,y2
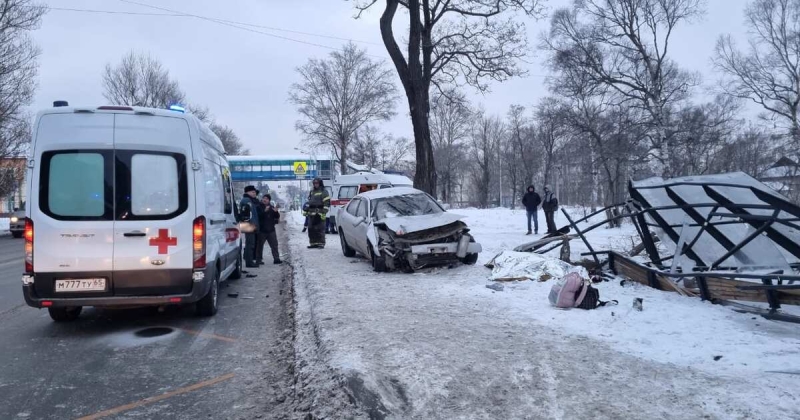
[{"x1": 517, "y1": 172, "x2": 800, "y2": 322}]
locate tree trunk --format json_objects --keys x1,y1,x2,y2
[
  {"x1": 339, "y1": 140, "x2": 348, "y2": 175},
  {"x1": 379, "y1": 0, "x2": 437, "y2": 196},
  {"x1": 410, "y1": 97, "x2": 437, "y2": 195}
]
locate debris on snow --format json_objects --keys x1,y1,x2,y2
[
  {"x1": 487, "y1": 251, "x2": 587, "y2": 282},
  {"x1": 485, "y1": 283, "x2": 504, "y2": 292}
]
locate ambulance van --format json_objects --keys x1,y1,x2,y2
[{"x1": 21, "y1": 103, "x2": 242, "y2": 321}]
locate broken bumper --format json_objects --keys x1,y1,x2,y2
[{"x1": 409, "y1": 242, "x2": 482, "y2": 255}]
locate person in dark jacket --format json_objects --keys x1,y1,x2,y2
[
  {"x1": 542, "y1": 186, "x2": 559, "y2": 234},
  {"x1": 303, "y1": 178, "x2": 330, "y2": 248},
  {"x1": 257, "y1": 194, "x2": 282, "y2": 264},
  {"x1": 301, "y1": 202, "x2": 309, "y2": 233},
  {"x1": 521, "y1": 185, "x2": 541, "y2": 235},
  {"x1": 239, "y1": 185, "x2": 261, "y2": 267}
]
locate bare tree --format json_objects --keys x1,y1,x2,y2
[
  {"x1": 714, "y1": 0, "x2": 800, "y2": 154},
  {"x1": 469, "y1": 111, "x2": 505, "y2": 208},
  {"x1": 534, "y1": 98, "x2": 569, "y2": 188},
  {"x1": 103, "y1": 51, "x2": 185, "y2": 108},
  {"x1": 353, "y1": 0, "x2": 544, "y2": 196},
  {"x1": 188, "y1": 104, "x2": 213, "y2": 124},
  {"x1": 543, "y1": 0, "x2": 704, "y2": 177},
  {"x1": 349, "y1": 126, "x2": 410, "y2": 171},
  {"x1": 209, "y1": 123, "x2": 249, "y2": 156},
  {"x1": 431, "y1": 90, "x2": 472, "y2": 204},
  {"x1": 378, "y1": 134, "x2": 412, "y2": 170},
  {"x1": 350, "y1": 125, "x2": 382, "y2": 169},
  {"x1": 506, "y1": 104, "x2": 537, "y2": 193},
  {"x1": 289, "y1": 43, "x2": 398, "y2": 175},
  {"x1": 0, "y1": 0, "x2": 46, "y2": 199}
]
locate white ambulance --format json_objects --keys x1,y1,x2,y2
[
  {"x1": 329, "y1": 171, "x2": 413, "y2": 232},
  {"x1": 21, "y1": 102, "x2": 242, "y2": 321}
]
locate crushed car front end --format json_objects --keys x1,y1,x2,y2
[{"x1": 373, "y1": 220, "x2": 482, "y2": 271}]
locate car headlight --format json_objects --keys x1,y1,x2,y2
[{"x1": 10, "y1": 217, "x2": 18, "y2": 223}]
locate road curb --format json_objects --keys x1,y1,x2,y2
[{"x1": 286, "y1": 217, "x2": 369, "y2": 420}]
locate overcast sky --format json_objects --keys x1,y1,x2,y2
[{"x1": 31, "y1": 0, "x2": 748, "y2": 156}]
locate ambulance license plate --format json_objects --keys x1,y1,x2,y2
[{"x1": 55, "y1": 278, "x2": 106, "y2": 292}]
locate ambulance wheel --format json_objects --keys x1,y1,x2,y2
[
  {"x1": 196, "y1": 272, "x2": 219, "y2": 317},
  {"x1": 368, "y1": 243, "x2": 386, "y2": 272},
  {"x1": 48, "y1": 306, "x2": 82, "y2": 322},
  {"x1": 340, "y1": 232, "x2": 356, "y2": 258},
  {"x1": 229, "y1": 245, "x2": 243, "y2": 280}
]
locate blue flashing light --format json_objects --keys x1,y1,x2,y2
[{"x1": 169, "y1": 104, "x2": 186, "y2": 113}]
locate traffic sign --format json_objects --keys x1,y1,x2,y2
[{"x1": 293, "y1": 161, "x2": 308, "y2": 175}]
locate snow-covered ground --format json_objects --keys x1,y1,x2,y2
[{"x1": 289, "y1": 208, "x2": 800, "y2": 419}]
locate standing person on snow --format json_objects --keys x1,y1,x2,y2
[
  {"x1": 258, "y1": 194, "x2": 282, "y2": 264},
  {"x1": 521, "y1": 185, "x2": 541, "y2": 235},
  {"x1": 303, "y1": 178, "x2": 330, "y2": 248},
  {"x1": 542, "y1": 186, "x2": 559, "y2": 234},
  {"x1": 239, "y1": 185, "x2": 261, "y2": 268}
]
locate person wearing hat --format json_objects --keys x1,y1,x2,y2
[
  {"x1": 303, "y1": 178, "x2": 330, "y2": 248},
  {"x1": 239, "y1": 185, "x2": 261, "y2": 267},
  {"x1": 541, "y1": 186, "x2": 559, "y2": 234},
  {"x1": 257, "y1": 193, "x2": 282, "y2": 264}
]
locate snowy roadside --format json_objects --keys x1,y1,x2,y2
[{"x1": 289, "y1": 208, "x2": 800, "y2": 419}]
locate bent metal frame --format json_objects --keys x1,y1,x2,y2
[{"x1": 536, "y1": 173, "x2": 800, "y2": 323}]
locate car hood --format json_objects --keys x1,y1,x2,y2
[{"x1": 375, "y1": 212, "x2": 466, "y2": 234}]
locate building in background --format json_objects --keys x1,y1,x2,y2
[{"x1": 0, "y1": 157, "x2": 26, "y2": 215}]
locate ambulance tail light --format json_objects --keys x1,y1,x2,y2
[
  {"x1": 193, "y1": 216, "x2": 206, "y2": 269},
  {"x1": 24, "y1": 218, "x2": 33, "y2": 273}
]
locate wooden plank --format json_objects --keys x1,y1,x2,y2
[{"x1": 703, "y1": 278, "x2": 800, "y2": 305}]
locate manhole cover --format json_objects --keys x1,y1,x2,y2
[{"x1": 134, "y1": 327, "x2": 174, "y2": 338}]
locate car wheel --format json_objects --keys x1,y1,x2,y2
[
  {"x1": 461, "y1": 253, "x2": 479, "y2": 265},
  {"x1": 229, "y1": 245, "x2": 243, "y2": 280},
  {"x1": 11, "y1": 231, "x2": 23, "y2": 239},
  {"x1": 368, "y1": 242, "x2": 387, "y2": 272},
  {"x1": 48, "y1": 306, "x2": 82, "y2": 322},
  {"x1": 196, "y1": 269, "x2": 219, "y2": 317},
  {"x1": 340, "y1": 231, "x2": 356, "y2": 257}
]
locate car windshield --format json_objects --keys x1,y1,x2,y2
[{"x1": 372, "y1": 193, "x2": 443, "y2": 219}]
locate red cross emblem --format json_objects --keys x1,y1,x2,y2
[{"x1": 149, "y1": 229, "x2": 177, "y2": 254}]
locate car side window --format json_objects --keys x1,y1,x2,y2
[
  {"x1": 356, "y1": 200, "x2": 367, "y2": 218},
  {"x1": 346, "y1": 199, "x2": 359, "y2": 216}
]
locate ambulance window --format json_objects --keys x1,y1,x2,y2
[
  {"x1": 115, "y1": 151, "x2": 188, "y2": 220},
  {"x1": 41, "y1": 151, "x2": 113, "y2": 220},
  {"x1": 131, "y1": 155, "x2": 180, "y2": 215},
  {"x1": 222, "y1": 168, "x2": 233, "y2": 214},
  {"x1": 339, "y1": 186, "x2": 357, "y2": 199}
]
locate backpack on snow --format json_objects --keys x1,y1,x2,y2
[
  {"x1": 549, "y1": 273, "x2": 618, "y2": 310},
  {"x1": 549, "y1": 272, "x2": 587, "y2": 308}
]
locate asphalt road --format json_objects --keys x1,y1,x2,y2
[
  {"x1": 0, "y1": 229, "x2": 299, "y2": 420},
  {"x1": 0, "y1": 235, "x2": 25, "y2": 315}
]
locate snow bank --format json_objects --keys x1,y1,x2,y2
[{"x1": 289, "y1": 207, "x2": 800, "y2": 419}]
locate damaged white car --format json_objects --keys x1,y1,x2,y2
[{"x1": 337, "y1": 187, "x2": 482, "y2": 272}]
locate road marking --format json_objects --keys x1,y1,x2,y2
[
  {"x1": 177, "y1": 327, "x2": 237, "y2": 343},
  {"x1": 76, "y1": 373, "x2": 235, "y2": 420}
]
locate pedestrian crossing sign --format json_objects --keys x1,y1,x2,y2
[{"x1": 293, "y1": 161, "x2": 308, "y2": 175}]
